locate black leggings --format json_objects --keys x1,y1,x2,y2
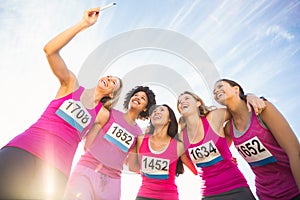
[
  {"x1": 291, "y1": 194, "x2": 300, "y2": 200},
  {"x1": 136, "y1": 197, "x2": 160, "y2": 200},
  {"x1": 0, "y1": 147, "x2": 68, "y2": 200},
  {"x1": 202, "y1": 187, "x2": 256, "y2": 200}
]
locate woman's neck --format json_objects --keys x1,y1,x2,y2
[
  {"x1": 92, "y1": 87, "x2": 105, "y2": 103},
  {"x1": 153, "y1": 123, "x2": 169, "y2": 137},
  {"x1": 123, "y1": 110, "x2": 139, "y2": 126},
  {"x1": 150, "y1": 126, "x2": 171, "y2": 152},
  {"x1": 184, "y1": 113, "x2": 204, "y2": 143},
  {"x1": 185, "y1": 113, "x2": 201, "y2": 129},
  {"x1": 81, "y1": 88, "x2": 100, "y2": 109},
  {"x1": 227, "y1": 98, "x2": 251, "y2": 131},
  {"x1": 227, "y1": 98, "x2": 249, "y2": 118}
]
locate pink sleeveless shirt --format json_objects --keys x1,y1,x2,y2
[
  {"x1": 78, "y1": 109, "x2": 142, "y2": 178},
  {"x1": 230, "y1": 111, "x2": 300, "y2": 200},
  {"x1": 5, "y1": 86, "x2": 102, "y2": 176},
  {"x1": 137, "y1": 135, "x2": 179, "y2": 200},
  {"x1": 183, "y1": 116, "x2": 249, "y2": 197}
]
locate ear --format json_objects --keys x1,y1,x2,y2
[
  {"x1": 196, "y1": 100, "x2": 201, "y2": 107},
  {"x1": 108, "y1": 93, "x2": 114, "y2": 99},
  {"x1": 233, "y1": 85, "x2": 239, "y2": 94}
]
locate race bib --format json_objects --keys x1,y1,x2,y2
[
  {"x1": 104, "y1": 122, "x2": 135, "y2": 152},
  {"x1": 141, "y1": 155, "x2": 170, "y2": 180},
  {"x1": 56, "y1": 99, "x2": 91, "y2": 135},
  {"x1": 235, "y1": 136, "x2": 276, "y2": 166},
  {"x1": 188, "y1": 140, "x2": 223, "y2": 167}
]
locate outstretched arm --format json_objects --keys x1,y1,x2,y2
[
  {"x1": 260, "y1": 101, "x2": 300, "y2": 190},
  {"x1": 43, "y1": 8, "x2": 101, "y2": 97}
]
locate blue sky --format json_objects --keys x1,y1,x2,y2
[{"x1": 0, "y1": 0, "x2": 299, "y2": 199}]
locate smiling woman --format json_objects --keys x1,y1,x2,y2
[
  {"x1": 1, "y1": 1, "x2": 300, "y2": 200},
  {"x1": 176, "y1": 91, "x2": 257, "y2": 200},
  {"x1": 213, "y1": 79, "x2": 300, "y2": 200},
  {"x1": 128, "y1": 104, "x2": 197, "y2": 200},
  {"x1": 64, "y1": 86, "x2": 156, "y2": 200},
  {"x1": 0, "y1": 7, "x2": 122, "y2": 200}
]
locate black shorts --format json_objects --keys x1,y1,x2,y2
[
  {"x1": 202, "y1": 187, "x2": 256, "y2": 200},
  {"x1": 136, "y1": 196, "x2": 160, "y2": 200},
  {"x1": 291, "y1": 193, "x2": 300, "y2": 200},
  {"x1": 0, "y1": 146, "x2": 68, "y2": 200}
]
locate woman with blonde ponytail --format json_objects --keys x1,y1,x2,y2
[{"x1": 177, "y1": 91, "x2": 256, "y2": 199}]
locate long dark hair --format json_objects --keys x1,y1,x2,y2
[
  {"x1": 147, "y1": 104, "x2": 184, "y2": 176},
  {"x1": 147, "y1": 104, "x2": 178, "y2": 138}
]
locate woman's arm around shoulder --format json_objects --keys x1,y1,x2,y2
[
  {"x1": 224, "y1": 121, "x2": 233, "y2": 147},
  {"x1": 177, "y1": 141, "x2": 198, "y2": 175},
  {"x1": 127, "y1": 134, "x2": 145, "y2": 173},
  {"x1": 207, "y1": 108, "x2": 231, "y2": 138},
  {"x1": 208, "y1": 108, "x2": 231, "y2": 124},
  {"x1": 84, "y1": 106, "x2": 110, "y2": 151},
  {"x1": 260, "y1": 100, "x2": 300, "y2": 190},
  {"x1": 246, "y1": 94, "x2": 266, "y2": 115}
]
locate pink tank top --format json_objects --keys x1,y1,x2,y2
[
  {"x1": 78, "y1": 109, "x2": 142, "y2": 178},
  {"x1": 137, "y1": 135, "x2": 179, "y2": 200},
  {"x1": 183, "y1": 116, "x2": 249, "y2": 196},
  {"x1": 5, "y1": 86, "x2": 102, "y2": 176},
  {"x1": 230, "y1": 111, "x2": 300, "y2": 200}
]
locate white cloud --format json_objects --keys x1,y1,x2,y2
[{"x1": 265, "y1": 25, "x2": 294, "y2": 41}]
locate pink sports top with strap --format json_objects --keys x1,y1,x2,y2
[
  {"x1": 78, "y1": 109, "x2": 142, "y2": 178},
  {"x1": 230, "y1": 111, "x2": 300, "y2": 200},
  {"x1": 137, "y1": 135, "x2": 179, "y2": 200},
  {"x1": 5, "y1": 86, "x2": 102, "y2": 176},
  {"x1": 183, "y1": 116, "x2": 249, "y2": 196}
]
